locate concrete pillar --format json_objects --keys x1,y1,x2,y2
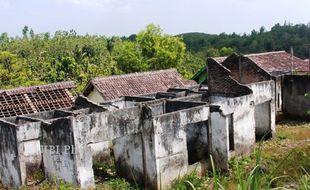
[{"x1": 209, "y1": 111, "x2": 230, "y2": 171}]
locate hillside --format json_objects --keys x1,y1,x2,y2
[{"x1": 179, "y1": 23, "x2": 310, "y2": 59}]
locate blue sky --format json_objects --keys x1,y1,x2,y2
[{"x1": 1, "y1": 0, "x2": 310, "y2": 37}]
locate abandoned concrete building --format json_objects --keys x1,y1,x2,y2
[
  {"x1": 83, "y1": 69, "x2": 196, "y2": 103},
  {"x1": 0, "y1": 81, "x2": 75, "y2": 118},
  {"x1": 0, "y1": 53, "x2": 309, "y2": 189},
  {"x1": 282, "y1": 75, "x2": 310, "y2": 119},
  {"x1": 0, "y1": 82, "x2": 76, "y2": 187},
  {"x1": 193, "y1": 51, "x2": 309, "y2": 115}
]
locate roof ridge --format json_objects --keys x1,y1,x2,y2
[
  {"x1": 245, "y1": 50, "x2": 286, "y2": 57},
  {"x1": 0, "y1": 81, "x2": 75, "y2": 95},
  {"x1": 91, "y1": 69, "x2": 178, "y2": 81}
]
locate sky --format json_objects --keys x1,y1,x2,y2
[{"x1": 1, "y1": 0, "x2": 310, "y2": 37}]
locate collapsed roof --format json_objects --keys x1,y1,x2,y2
[{"x1": 0, "y1": 81, "x2": 75, "y2": 118}]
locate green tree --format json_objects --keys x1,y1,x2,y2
[
  {"x1": 113, "y1": 41, "x2": 148, "y2": 73},
  {"x1": 219, "y1": 47, "x2": 235, "y2": 56},
  {"x1": 0, "y1": 51, "x2": 38, "y2": 88},
  {"x1": 206, "y1": 48, "x2": 220, "y2": 57},
  {"x1": 136, "y1": 24, "x2": 186, "y2": 70},
  {"x1": 22, "y1": 26, "x2": 29, "y2": 39}
]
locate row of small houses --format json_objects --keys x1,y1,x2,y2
[{"x1": 0, "y1": 51, "x2": 309, "y2": 189}]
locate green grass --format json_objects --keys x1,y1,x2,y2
[{"x1": 169, "y1": 120, "x2": 310, "y2": 190}]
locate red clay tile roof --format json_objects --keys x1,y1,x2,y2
[
  {"x1": 0, "y1": 81, "x2": 75, "y2": 118},
  {"x1": 83, "y1": 69, "x2": 197, "y2": 101},
  {"x1": 214, "y1": 51, "x2": 309, "y2": 75}
]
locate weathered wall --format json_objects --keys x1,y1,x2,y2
[
  {"x1": 222, "y1": 54, "x2": 271, "y2": 84},
  {"x1": 87, "y1": 87, "x2": 105, "y2": 103},
  {"x1": 174, "y1": 94, "x2": 209, "y2": 102},
  {"x1": 210, "y1": 94, "x2": 256, "y2": 169},
  {"x1": 207, "y1": 58, "x2": 252, "y2": 97},
  {"x1": 39, "y1": 99, "x2": 210, "y2": 190},
  {"x1": 254, "y1": 101, "x2": 271, "y2": 138},
  {"x1": 102, "y1": 96, "x2": 155, "y2": 109},
  {"x1": 273, "y1": 76, "x2": 283, "y2": 113},
  {"x1": 41, "y1": 118, "x2": 80, "y2": 186},
  {"x1": 283, "y1": 75, "x2": 310, "y2": 119},
  {"x1": 209, "y1": 108, "x2": 230, "y2": 170},
  {"x1": 113, "y1": 133, "x2": 144, "y2": 182},
  {"x1": 40, "y1": 105, "x2": 143, "y2": 188},
  {"x1": 207, "y1": 56, "x2": 256, "y2": 170},
  {"x1": 246, "y1": 81, "x2": 276, "y2": 138},
  {"x1": 0, "y1": 120, "x2": 21, "y2": 187},
  {"x1": 0, "y1": 116, "x2": 43, "y2": 187},
  {"x1": 151, "y1": 105, "x2": 209, "y2": 189},
  {"x1": 15, "y1": 118, "x2": 42, "y2": 184}
]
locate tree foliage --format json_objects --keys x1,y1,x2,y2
[
  {"x1": 180, "y1": 22, "x2": 310, "y2": 59},
  {"x1": 1, "y1": 22, "x2": 309, "y2": 90},
  {"x1": 0, "y1": 24, "x2": 198, "y2": 90}
]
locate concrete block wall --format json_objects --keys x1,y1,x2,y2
[
  {"x1": 150, "y1": 103, "x2": 209, "y2": 189},
  {"x1": 0, "y1": 80, "x2": 278, "y2": 190},
  {"x1": 38, "y1": 99, "x2": 211, "y2": 190},
  {"x1": 283, "y1": 75, "x2": 310, "y2": 119},
  {"x1": 0, "y1": 120, "x2": 22, "y2": 187},
  {"x1": 0, "y1": 116, "x2": 44, "y2": 187},
  {"x1": 210, "y1": 94, "x2": 256, "y2": 170},
  {"x1": 247, "y1": 81, "x2": 276, "y2": 138}
]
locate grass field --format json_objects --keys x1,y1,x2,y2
[
  {"x1": 1, "y1": 120, "x2": 309, "y2": 190},
  {"x1": 169, "y1": 120, "x2": 310, "y2": 190}
]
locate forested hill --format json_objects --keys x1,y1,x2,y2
[
  {"x1": 179, "y1": 23, "x2": 310, "y2": 59},
  {"x1": 1, "y1": 23, "x2": 309, "y2": 91}
]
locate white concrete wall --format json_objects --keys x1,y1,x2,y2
[
  {"x1": 0, "y1": 121, "x2": 22, "y2": 188},
  {"x1": 152, "y1": 106, "x2": 209, "y2": 189},
  {"x1": 254, "y1": 102, "x2": 271, "y2": 137},
  {"x1": 209, "y1": 111, "x2": 230, "y2": 170},
  {"x1": 113, "y1": 134, "x2": 144, "y2": 182},
  {"x1": 246, "y1": 80, "x2": 276, "y2": 138},
  {"x1": 210, "y1": 94, "x2": 256, "y2": 161},
  {"x1": 246, "y1": 80, "x2": 274, "y2": 104},
  {"x1": 41, "y1": 118, "x2": 82, "y2": 187},
  {"x1": 16, "y1": 122, "x2": 42, "y2": 185},
  {"x1": 87, "y1": 88, "x2": 105, "y2": 103}
]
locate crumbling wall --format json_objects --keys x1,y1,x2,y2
[
  {"x1": 41, "y1": 118, "x2": 79, "y2": 186},
  {"x1": 102, "y1": 96, "x2": 155, "y2": 109},
  {"x1": 247, "y1": 81, "x2": 276, "y2": 138},
  {"x1": 207, "y1": 58, "x2": 252, "y2": 97},
  {"x1": 273, "y1": 76, "x2": 283, "y2": 113},
  {"x1": 254, "y1": 102, "x2": 272, "y2": 138},
  {"x1": 15, "y1": 118, "x2": 42, "y2": 184},
  {"x1": 39, "y1": 98, "x2": 210, "y2": 190},
  {"x1": 209, "y1": 106, "x2": 230, "y2": 170},
  {"x1": 0, "y1": 116, "x2": 43, "y2": 187},
  {"x1": 222, "y1": 54, "x2": 271, "y2": 84},
  {"x1": 207, "y1": 57, "x2": 256, "y2": 170},
  {"x1": 283, "y1": 75, "x2": 310, "y2": 119},
  {"x1": 0, "y1": 120, "x2": 21, "y2": 187},
  {"x1": 40, "y1": 105, "x2": 143, "y2": 188},
  {"x1": 210, "y1": 94, "x2": 255, "y2": 158},
  {"x1": 151, "y1": 104, "x2": 209, "y2": 189}
]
